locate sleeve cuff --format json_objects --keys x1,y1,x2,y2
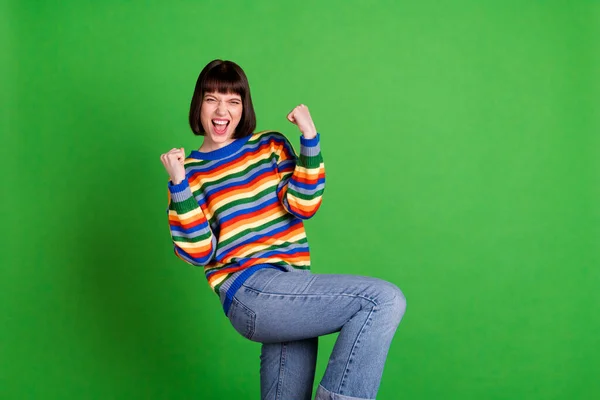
[
  {"x1": 168, "y1": 179, "x2": 193, "y2": 203},
  {"x1": 300, "y1": 133, "x2": 320, "y2": 147}
]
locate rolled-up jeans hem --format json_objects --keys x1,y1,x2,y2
[{"x1": 315, "y1": 384, "x2": 374, "y2": 400}]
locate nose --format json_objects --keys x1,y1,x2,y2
[{"x1": 216, "y1": 101, "x2": 227, "y2": 115}]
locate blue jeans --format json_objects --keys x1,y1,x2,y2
[{"x1": 220, "y1": 268, "x2": 406, "y2": 400}]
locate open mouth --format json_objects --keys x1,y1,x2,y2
[{"x1": 212, "y1": 119, "x2": 230, "y2": 135}]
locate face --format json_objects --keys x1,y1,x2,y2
[{"x1": 200, "y1": 91, "x2": 243, "y2": 151}]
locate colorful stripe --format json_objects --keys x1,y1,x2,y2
[{"x1": 166, "y1": 131, "x2": 325, "y2": 295}]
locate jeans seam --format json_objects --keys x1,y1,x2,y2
[
  {"x1": 231, "y1": 297, "x2": 256, "y2": 339},
  {"x1": 338, "y1": 307, "x2": 375, "y2": 395},
  {"x1": 276, "y1": 343, "x2": 287, "y2": 400},
  {"x1": 242, "y1": 269, "x2": 283, "y2": 292},
  {"x1": 299, "y1": 274, "x2": 317, "y2": 293},
  {"x1": 244, "y1": 287, "x2": 380, "y2": 306}
]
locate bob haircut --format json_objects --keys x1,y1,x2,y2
[{"x1": 189, "y1": 60, "x2": 256, "y2": 138}]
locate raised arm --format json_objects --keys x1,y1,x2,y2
[
  {"x1": 161, "y1": 148, "x2": 216, "y2": 265},
  {"x1": 275, "y1": 105, "x2": 326, "y2": 219}
]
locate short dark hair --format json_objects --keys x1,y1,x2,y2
[{"x1": 189, "y1": 60, "x2": 256, "y2": 138}]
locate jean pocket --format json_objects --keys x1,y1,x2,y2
[
  {"x1": 227, "y1": 297, "x2": 256, "y2": 340},
  {"x1": 242, "y1": 268, "x2": 285, "y2": 293}
]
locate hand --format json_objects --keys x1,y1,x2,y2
[
  {"x1": 160, "y1": 148, "x2": 186, "y2": 184},
  {"x1": 287, "y1": 104, "x2": 317, "y2": 139}
]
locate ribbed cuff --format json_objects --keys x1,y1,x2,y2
[
  {"x1": 299, "y1": 133, "x2": 322, "y2": 168},
  {"x1": 168, "y1": 180, "x2": 199, "y2": 213},
  {"x1": 300, "y1": 133, "x2": 320, "y2": 147}
]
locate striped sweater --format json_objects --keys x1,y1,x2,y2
[{"x1": 167, "y1": 130, "x2": 325, "y2": 311}]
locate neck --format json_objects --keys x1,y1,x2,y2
[{"x1": 199, "y1": 138, "x2": 235, "y2": 153}]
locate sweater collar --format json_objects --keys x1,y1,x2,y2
[{"x1": 190, "y1": 134, "x2": 253, "y2": 160}]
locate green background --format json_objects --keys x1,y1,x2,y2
[{"x1": 3, "y1": 1, "x2": 599, "y2": 399}]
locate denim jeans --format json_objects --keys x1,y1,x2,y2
[{"x1": 220, "y1": 268, "x2": 406, "y2": 400}]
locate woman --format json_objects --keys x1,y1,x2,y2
[{"x1": 161, "y1": 59, "x2": 406, "y2": 400}]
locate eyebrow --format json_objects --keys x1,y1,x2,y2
[{"x1": 203, "y1": 94, "x2": 242, "y2": 100}]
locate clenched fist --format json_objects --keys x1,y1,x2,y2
[
  {"x1": 160, "y1": 147, "x2": 186, "y2": 185},
  {"x1": 287, "y1": 104, "x2": 317, "y2": 139}
]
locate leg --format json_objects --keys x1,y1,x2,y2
[
  {"x1": 227, "y1": 269, "x2": 406, "y2": 399},
  {"x1": 260, "y1": 338, "x2": 318, "y2": 400},
  {"x1": 315, "y1": 283, "x2": 403, "y2": 400}
]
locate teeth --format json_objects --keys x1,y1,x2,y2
[{"x1": 213, "y1": 120, "x2": 228, "y2": 125}]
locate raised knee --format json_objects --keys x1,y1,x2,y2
[
  {"x1": 376, "y1": 281, "x2": 406, "y2": 323},
  {"x1": 391, "y1": 286, "x2": 407, "y2": 323}
]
